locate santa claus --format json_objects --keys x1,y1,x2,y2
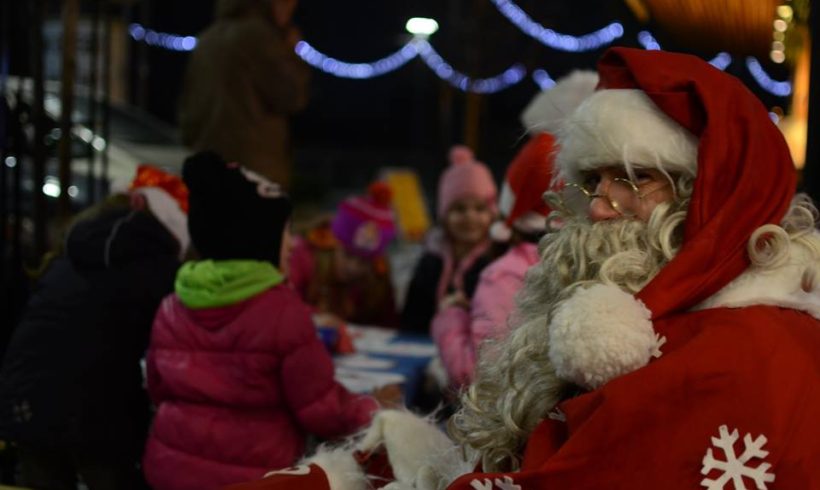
[{"x1": 225, "y1": 47, "x2": 820, "y2": 490}]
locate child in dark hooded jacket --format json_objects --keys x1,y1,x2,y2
[{"x1": 0, "y1": 165, "x2": 189, "y2": 490}]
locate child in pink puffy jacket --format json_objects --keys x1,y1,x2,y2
[
  {"x1": 143, "y1": 152, "x2": 378, "y2": 490},
  {"x1": 431, "y1": 72, "x2": 598, "y2": 386},
  {"x1": 400, "y1": 146, "x2": 498, "y2": 335}
]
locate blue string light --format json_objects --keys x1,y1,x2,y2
[
  {"x1": 637, "y1": 31, "x2": 733, "y2": 71},
  {"x1": 128, "y1": 23, "x2": 197, "y2": 52},
  {"x1": 414, "y1": 40, "x2": 526, "y2": 93},
  {"x1": 128, "y1": 23, "x2": 527, "y2": 93},
  {"x1": 746, "y1": 57, "x2": 792, "y2": 97},
  {"x1": 709, "y1": 52, "x2": 733, "y2": 71},
  {"x1": 637, "y1": 31, "x2": 661, "y2": 51},
  {"x1": 490, "y1": 0, "x2": 623, "y2": 52},
  {"x1": 129, "y1": 22, "x2": 791, "y2": 98},
  {"x1": 293, "y1": 40, "x2": 419, "y2": 79},
  {"x1": 532, "y1": 69, "x2": 556, "y2": 90},
  {"x1": 637, "y1": 31, "x2": 792, "y2": 98}
]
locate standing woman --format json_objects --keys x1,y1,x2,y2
[{"x1": 178, "y1": 0, "x2": 310, "y2": 188}]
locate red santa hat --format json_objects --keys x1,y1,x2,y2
[
  {"x1": 490, "y1": 133, "x2": 557, "y2": 242},
  {"x1": 547, "y1": 47, "x2": 796, "y2": 390},
  {"x1": 491, "y1": 71, "x2": 599, "y2": 242},
  {"x1": 129, "y1": 164, "x2": 190, "y2": 259}
]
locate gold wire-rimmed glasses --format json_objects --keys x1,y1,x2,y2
[{"x1": 554, "y1": 176, "x2": 671, "y2": 218}]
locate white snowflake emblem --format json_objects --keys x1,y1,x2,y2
[
  {"x1": 469, "y1": 475, "x2": 521, "y2": 490},
  {"x1": 701, "y1": 425, "x2": 775, "y2": 490}
]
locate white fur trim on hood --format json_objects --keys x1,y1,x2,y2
[
  {"x1": 548, "y1": 231, "x2": 820, "y2": 391},
  {"x1": 549, "y1": 283, "x2": 665, "y2": 390},
  {"x1": 521, "y1": 70, "x2": 599, "y2": 135},
  {"x1": 694, "y1": 231, "x2": 820, "y2": 319},
  {"x1": 555, "y1": 89, "x2": 699, "y2": 185}
]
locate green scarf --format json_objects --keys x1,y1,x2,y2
[{"x1": 175, "y1": 260, "x2": 284, "y2": 309}]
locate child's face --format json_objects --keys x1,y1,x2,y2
[
  {"x1": 279, "y1": 222, "x2": 293, "y2": 276},
  {"x1": 444, "y1": 196, "x2": 493, "y2": 247},
  {"x1": 334, "y1": 247, "x2": 370, "y2": 283}
]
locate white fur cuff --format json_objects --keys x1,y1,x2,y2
[
  {"x1": 302, "y1": 446, "x2": 368, "y2": 490},
  {"x1": 548, "y1": 283, "x2": 664, "y2": 389}
]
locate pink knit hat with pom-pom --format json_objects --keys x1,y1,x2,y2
[{"x1": 437, "y1": 145, "x2": 498, "y2": 219}]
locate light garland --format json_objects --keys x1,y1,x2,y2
[
  {"x1": 295, "y1": 39, "x2": 526, "y2": 92},
  {"x1": 709, "y1": 52, "x2": 733, "y2": 71},
  {"x1": 128, "y1": 22, "x2": 527, "y2": 93},
  {"x1": 128, "y1": 23, "x2": 197, "y2": 52},
  {"x1": 293, "y1": 40, "x2": 418, "y2": 79},
  {"x1": 637, "y1": 31, "x2": 661, "y2": 50},
  {"x1": 414, "y1": 40, "x2": 526, "y2": 93},
  {"x1": 127, "y1": 22, "x2": 792, "y2": 98},
  {"x1": 638, "y1": 31, "x2": 732, "y2": 69},
  {"x1": 490, "y1": 0, "x2": 623, "y2": 52},
  {"x1": 636, "y1": 31, "x2": 791, "y2": 97},
  {"x1": 532, "y1": 69, "x2": 556, "y2": 90},
  {"x1": 746, "y1": 57, "x2": 792, "y2": 96}
]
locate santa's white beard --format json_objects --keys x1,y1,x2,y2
[{"x1": 450, "y1": 201, "x2": 687, "y2": 473}]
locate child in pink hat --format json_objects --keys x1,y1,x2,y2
[
  {"x1": 431, "y1": 71, "x2": 598, "y2": 387},
  {"x1": 400, "y1": 145, "x2": 498, "y2": 335},
  {"x1": 289, "y1": 182, "x2": 399, "y2": 327}
]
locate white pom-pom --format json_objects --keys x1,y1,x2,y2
[
  {"x1": 489, "y1": 220, "x2": 512, "y2": 242},
  {"x1": 548, "y1": 283, "x2": 664, "y2": 390}
]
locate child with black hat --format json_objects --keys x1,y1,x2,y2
[{"x1": 142, "y1": 152, "x2": 379, "y2": 490}]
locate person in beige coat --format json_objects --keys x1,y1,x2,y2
[{"x1": 179, "y1": 0, "x2": 310, "y2": 188}]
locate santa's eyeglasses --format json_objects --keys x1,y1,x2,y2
[{"x1": 554, "y1": 176, "x2": 670, "y2": 218}]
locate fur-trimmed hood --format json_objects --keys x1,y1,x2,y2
[
  {"x1": 548, "y1": 230, "x2": 820, "y2": 391},
  {"x1": 693, "y1": 231, "x2": 820, "y2": 318}
]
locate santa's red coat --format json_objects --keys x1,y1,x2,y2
[{"x1": 448, "y1": 305, "x2": 820, "y2": 489}]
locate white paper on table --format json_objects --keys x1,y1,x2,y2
[
  {"x1": 360, "y1": 341, "x2": 438, "y2": 358},
  {"x1": 335, "y1": 367, "x2": 406, "y2": 393},
  {"x1": 345, "y1": 324, "x2": 435, "y2": 357},
  {"x1": 335, "y1": 354, "x2": 396, "y2": 370},
  {"x1": 346, "y1": 324, "x2": 397, "y2": 348}
]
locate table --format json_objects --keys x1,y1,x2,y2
[{"x1": 333, "y1": 325, "x2": 436, "y2": 407}]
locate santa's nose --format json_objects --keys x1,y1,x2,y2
[{"x1": 588, "y1": 196, "x2": 620, "y2": 222}]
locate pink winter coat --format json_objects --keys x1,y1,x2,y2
[
  {"x1": 143, "y1": 286, "x2": 378, "y2": 490},
  {"x1": 431, "y1": 242, "x2": 539, "y2": 386}
]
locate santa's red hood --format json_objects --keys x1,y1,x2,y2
[{"x1": 595, "y1": 48, "x2": 796, "y2": 320}]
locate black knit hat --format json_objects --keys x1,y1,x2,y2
[{"x1": 183, "y1": 151, "x2": 292, "y2": 266}]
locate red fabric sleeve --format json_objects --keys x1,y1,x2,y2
[
  {"x1": 279, "y1": 307, "x2": 378, "y2": 439},
  {"x1": 287, "y1": 237, "x2": 315, "y2": 299}
]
